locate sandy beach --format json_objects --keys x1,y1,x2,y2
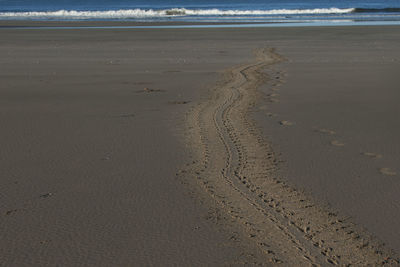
[{"x1": 1, "y1": 23, "x2": 399, "y2": 265}]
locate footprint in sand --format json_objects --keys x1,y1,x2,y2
[
  {"x1": 361, "y1": 152, "x2": 383, "y2": 159},
  {"x1": 137, "y1": 87, "x2": 165, "y2": 93},
  {"x1": 40, "y1": 193, "x2": 53, "y2": 199},
  {"x1": 315, "y1": 128, "x2": 336, "y2": 135},
  {"x1": 5, "y1": 209, "x2": 17, "y2": 216},
  {"x1": 330, "y1": 140, "x2": 344, "y2": 147},
  {"x1": 379, "y1": 168, "x2": 397, "y2": 176},
  {"x1": 169, "y1": 100, "x2": 190, "y2": 105},
  {"x1": 279, "y1": 120, "x2": 293, "y2": 126}
]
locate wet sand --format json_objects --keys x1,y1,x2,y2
[{"x1": 1, "y1": 24, "x2": 399, "y2": 265}]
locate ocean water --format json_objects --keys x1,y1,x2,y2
[{"x1": 1, "y1": 0, "x2": 400, "y2": 25}]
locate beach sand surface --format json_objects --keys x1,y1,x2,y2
[
  {"x1": 1, "y1": 24, "x2": 400, "y2": 265},
  {"x1": 0, "y1": 27, "x2": 267, "y2": 266},
  {"x1": 253, "y1": 26, "x2": 400, "y2": 251}
]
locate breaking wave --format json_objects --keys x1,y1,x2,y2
[{"x1": 0, "y1": 7, "x2": 357, "y2": 19}]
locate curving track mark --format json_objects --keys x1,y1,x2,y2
[{"x1": 183, "y1": 48, "x2": 399, "y2": 266}]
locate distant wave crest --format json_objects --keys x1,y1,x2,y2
[{"x1": 0, "y1": 7, "x2": 357, "y2": 19}]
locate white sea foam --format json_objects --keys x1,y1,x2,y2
[{"x1": 0, "y1": 8, "x2": 356, "y2": 19}]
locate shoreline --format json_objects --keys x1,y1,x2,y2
[{"x1": 2, "y1": 20, "x2": 400, "y2": 29}]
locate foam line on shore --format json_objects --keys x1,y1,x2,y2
[{"x1": 0, "y1": 7, "x2": 355, "y2": 19}]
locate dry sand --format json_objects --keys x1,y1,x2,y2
[
  {"x1": 1, "y1": 23, "x2": 400, "y2": 265},
  {"x1": 0, "y1": 26, "x2": 265, "y2": 266},
  {"x1": 252, "y1": 26, "x2": 400, "y2": 253}
]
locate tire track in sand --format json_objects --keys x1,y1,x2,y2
[{"x1": 183, "y1": 48, "x2": 399, "y2": 266}]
